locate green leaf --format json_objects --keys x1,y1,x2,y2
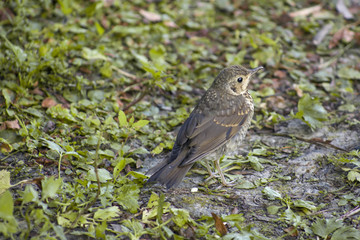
[
  {"x1": 0, "y1": 191, "x2": 14, "y2": 217},
  {"x1": 132, "y1": 120, "x2": 149, "y2": 129},
  {"x1": 235, "y1": 180, "x2": 255, "y2": 189},
  {"x1": 337, "y1": 67, "x2": 360, "y2": 80},
  {"x1": 100, "y1": 62, "x2": 112, "y2": 78},
  {"x1": 94, "y1": 206, "x2": 120, "y2": 220},
  {"x1": 118, "y1": 110, "x2": 128, "y2": 127},
  {"x1": 114, "y1": 158, "x2": 126, "y2": 178},
  {"x1": 23, "y1": 107, "x2": 43, "y2": 118},
  {"x1": 225, "y1": 50, "x2": 246, "y2": 65},
  {"x1": 22, "y1": 185, "x2": 39, "y2": 204},
  {"x1": 88, "y1": 90, "x2": 105, "y2": 102},
  {"x1": 222, "y1": 214, "x2": 245, "y2": 222},
  {"x1": 156, "y1": 193, "x2": 165, "y2": 223},
  {"x1": 331, "y1": 225, "x2": 360, "y2": 240},
  {"x1": 267, "y1": 205, "x2": 282, "y2": 215},
  {"x1": 295, "y1": 93, "x2": 328, "y2": 130},
  {"x1": 0, "y1": 170, "x2": 11, "y2": 195},
  {"x1": 347, "y1": 170, "x2": 360, "y2": 182},
  {"x1": 41, "y1": 176, "x2": 63, "y2": 200},
  {"x1": 46, "y1": 105, "x2": 77, "y2": 122},
  {"x1": 115, "y1": 183, "x2": 140, "y2": 213},
  {"x1": 130, "y1": 147, "x2": 149, "y2": 155},
  {"x1": 95, "y1": 21, "x2": 105, "y2": 36},
  {"x1": 170, "y1": 208, "x2": 190, "y2": 228},
  {"x1": 57, "y1": 0, "x2": 73, "y2": 15},
  {"x1": 82, "y1": 47, "x2": 108, "y2": 61},
  {"x1": 262, "y1": 187, "x2": 282, "y2": 200},
  {"x1": 312, "y1": 218, "x2": 343, "y2": 238},
  {"x1": 248, "y1": 156, "x2": 264, "y2": 171},
  {"x1": 87, "y1": 168, "x2": 112, "y2": 183},
  {"x1": 293, "y1": 199, "x2": 316, "y2": 211},
  {"x1": 127, "y1": 171, "x2": 147, "y2": 180},
  {"x1": 2, "y1": 35, "x2": 27, "y2": 64},
  {"x1": 151, "y1": 143, "x2": 164, "y2": 155},
  {"x1": 2, "y1": 88, "x2": 13, "y2": 108},
  {"x1": 0, "y1": 191, "x2": 18, "y2": 236},
  {"x1": 41, "y1": 138, "x2": 64, "y2": 154}
]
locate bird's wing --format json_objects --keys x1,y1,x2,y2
[{"x1": 171, "y1": 101, "x2": 252, "y2": 167}]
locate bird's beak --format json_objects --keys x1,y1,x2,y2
[{"x1": 249, "y1": 66, "x2": 264, "y2": 75}]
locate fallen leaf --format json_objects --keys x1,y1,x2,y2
[
  {"x1": 211, "y1": 213, "x2": 227, "y2": 236},
  {"x1": 139, "y1": 9, "x2": 161, "y2": 22},
  {"x1": 164, "y1": 20, "x2": 178, "y2": 28},
  {"x1": 266, "y1": 96, "x2": 287, "y2": 109},
  {"x1": 274, "y1": 70, "x2": 287, "y2": 79},
  {"x1": 31, "y1": 87, "x2": 44, "y2": 96},
  {"x1": 293, "y1": 84, "x2": 303, "y2": 97},
  {"x1": 329, "y1": 28, "x2": 355, "y2": 48},
  {"x1": 5, "y1": 120, "x2": 20, "y2": 129},
  {"x1": 42, "y1": 97, "x2": 57, "y2": 108},
  {"x1": 342, "y1": 28, "x2": 355, "y2": 42},
  {"x1": 284, "y1": 226, "x2": 298, "y2": 236},
  {"x1": 313, "y1": 23, "x2": 333, "y2": 45},
  {"x1": 336, "y1": 0, "x2": 354, "y2": 19},
  {"x1": 289, "y1": 5, "x2": 322, "y2": 18}
]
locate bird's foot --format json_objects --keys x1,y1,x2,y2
[
  {"x1": 204, "y1": 173, "x2": 219, "y2": 182},
  {"x1": 216, "y1": 179, "x2": 236, "y2": 189}
]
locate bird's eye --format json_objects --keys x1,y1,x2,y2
[{"x1": 237, "y1": 77, "x2": 243, "y2": 83}]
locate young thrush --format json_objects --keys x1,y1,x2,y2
[{"x1": 147, "y1": 65, "x2": 263, "y2": 188}]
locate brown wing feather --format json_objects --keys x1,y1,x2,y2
[
  {"x1": 178, "y1": 111, "x2": 249, "y2": 167},
  {"x1": 147, "y1": 91, "x2": 252, "y2": 188}
]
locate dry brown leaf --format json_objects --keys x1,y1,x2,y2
[
  {"x1": 42, "y1": 97, "x2": 57, "y2": 108},
  {"x1": 31, "y1": 87, "x2": 44, "y2": 96},
  {"x1": 293, "y1": 84, "x2": 303, "y2": 97},
  {"x1": 211, "y1": 213, "x2": 227, "y2": 237},
  {"x1": 164, "y1": 21, "x2": 178, "y2": 28},
  {"x1": 289, "y1": 5, "x2": 322, "y2": 18},
  {"x1": 329, "y1": 28, "x2": 355, "y2": 48},
  {"x1": 139, "y1": 9, "x2": 161, "y2": 22},
  {"x1": 274, "y1": 70, "x2": 287, "y2": 79},
  {"x1": 284, "y1": 226, "x2": 298, "y2": 236},
  {"x1": 266, "y1": 96, "x2": 287, "y2": 109},
  {"x1": 0, "y1": 142, "x2": 12, "y2": 152},
  {"x1": 342, "y1": 28, "x2": 355, "y2": 42},
  {"x1": 5, "y1": 120, "x2": 20, "y2": 129}
]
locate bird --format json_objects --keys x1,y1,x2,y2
[{"x1": 147, "y1": 65, "x2": 264, "y2": 188}]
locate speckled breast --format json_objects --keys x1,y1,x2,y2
[{"x1": 208, "y1": 96, "x2": 254, "y2": 160}]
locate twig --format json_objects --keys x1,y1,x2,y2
[
  {"x1": 338, "y1": 206, "x2": 360, "y2": 220},
  {"x1": 289, "y1": 5, "x2": 322, "y2": 18},
  {"x1": 122, "y1": 89, "x2": 149, "y2": 112},
  {"x1": 271, "y1": 133, "x2": 348, "y2": 152},
  {"x1": 318, "y1": 41, "x2": 355, "y2": 69},
  {"x1": 0, "y1": 150, "x2": 20, "y2": 161},
  {"x1": 112, "y1": 66, "x2": 137, "y2": 80}
]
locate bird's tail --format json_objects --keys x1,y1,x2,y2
[{"x1": 147, "y1": 158, "x2": 193, "y2": 188}]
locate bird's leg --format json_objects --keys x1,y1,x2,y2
[
  {"x1": 214, "y1": 157, "x2": 236, "y2": 187},
  {"x1": 204, "y1": 161, "x2": 217, "y2": 181}
]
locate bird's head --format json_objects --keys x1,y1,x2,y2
[{"x1": 212, "y1": 65, "x2": 264, "y2": 95}]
